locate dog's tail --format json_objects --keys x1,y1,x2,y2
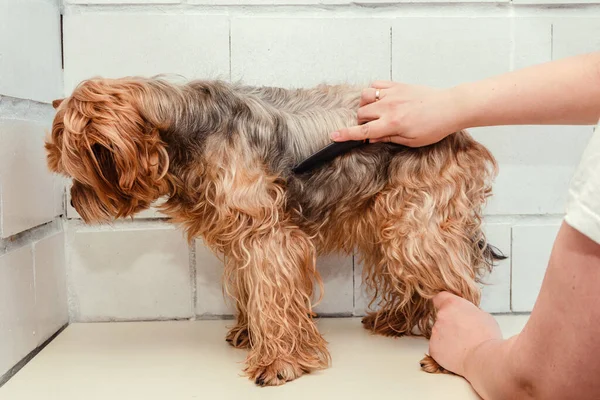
[{"x1": 478, "y1": 239, "x2": 508, "y2": 267}]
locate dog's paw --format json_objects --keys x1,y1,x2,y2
[
  {"x1": 361, "y1": 312, "x2": 378, "y2": 331},
  {"x1": 245, "y1": 345, "x2": 330, "y2": 386},
  {"x1": 248, "y1": 360, "x2": 306, "y2": 387},
  {"x1": 225, "y1": 325, "x2": 250, "y2": 349},
  {"x1": 419, "y1": 355, "x2": 450, "y2": 374},
  {"x1": 361, "y1": 311, "x2": 408, "y2": 337}
]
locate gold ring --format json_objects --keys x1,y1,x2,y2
[{"x1": 375, "y1": 89, "x2": 380, "y2": 101}]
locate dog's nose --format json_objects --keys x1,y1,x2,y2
[{"x1": 70, "y1": 199, "x2": 74, "y2": 208}]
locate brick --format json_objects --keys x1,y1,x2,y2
[
  {"x1": 0, "y1": 246, "x2": 37, "y2": 377},
  {"x1": 33, "y1": 233, "x2": 68, "y2": 344},
  {"x1": 512, "y1": 221, "x2": 561, "y2": 312},
  {"x1": 190, "y1": 0, "x2": 324, "y2": 3},
  {"x1": 392, "y1": 18, "x2": 510, "y2": 88},
  {"x1": 195, "y1": 240, "x2": 229, "y2": 317},
  {"x1": 188, "y1": 0, "x2": 373, "y2": 3},
  {"x1": 552, "y1": 18, "x2": 600, "y2": 60},
  {"x1": 68, "y1": 225, "x2": 192, "y2": 321},
  {"x1": 472, "y1": 125, "x2": 594, "y2": 215},
  {"x1": 191, "y1": 0, "x2": 505, "y2": 3},
  {"x1": 54, "y1": 178, "x2": 65, "y2": 217},
  {"x1": 487, "y1": 165, "x2": 575, "y2": 215},
  {"x1": 314, "y1": 254, "x2": 354, "y2": 315},
  {"x1": 514, "y1": 18, "x2": 552, "y2": 70},
  {"x1": 0, "y1": 0, "x2": 62, "y2": 103},
  {"x1": 190, "y1": 0, "x2": 321, "y2": 3},
  {"x1": 353, "y1": 257, "x2": 368, "y2": 317},
  {"x1": 0, "y1": 120, "x2": 56, "y2": 238},
  {"x1": 231, "y1": 17, "x2": 391, "y2": 88},
  {"x1": 68, "y1": 0, "x2": 178, "y2": 3},
  {"x1": 515, "y1": 0, "x2": 600, "y2": 5},
  {"x1": 63, "y1": 14, "x2": 230, "y2": 93}
]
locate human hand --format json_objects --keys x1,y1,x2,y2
[
  {"x1": 331, "y1": 81, "x2": 463, "y2": 147},
  {"x1": 429, "y1": 291, "x2": 503, "y2": 377}
]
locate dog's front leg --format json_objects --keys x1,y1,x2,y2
[
  {"x1": 198, "y1": 140, "x2": 330, "y2": 385},
  {"x1": 227, "y1": 225, "x2": 330, "y2": 386}
]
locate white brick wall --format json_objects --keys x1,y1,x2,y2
[
  {"x1": 0, "y1": 120, "x2": 58, "y2": 238},
  {"x1": 0, "y1": 226, "x2": 67, "y2": 378},
  {"x1": 0, "y1": 247, "x2": 37, "y2": 377},
  {"x1": 0, "y1": 0, "x2": 62, "y2": 103},
  {"x1": 314, "y1": 254, "x2": 354, "y2": 315},
  {"x1": 194, "y1": 240, "x2": 229, "y2": 317},
  {"x1": 392, "y1": 17, "x2": 511, "y2": 87},
  {"x1": 474, "y1": 125, "x2": 594, "y2": 215},
  {"x1": 67, "y1": 224, "x2": 193, "y2": 321},
  {"x1": 67, "y1": 0, "x2": 179, "y2": 3},
  {"x1": 231, "y1": 17, "x2": 391, "y2": 87},
  {"x1": 34, "y1": 233, "x2": 68, "y2": 341},
  {"x1": 552, "y1": 18, "x2": 600, "y2": 59},
  {"x1": 0, "y1": 0, "x2": 66, "y2": 380},
  {"x1": 512, "y1": 220, "x2": 562, "y2": 312},
  {"x1": 63, "y1": 13, "x2": 230, "y2": 93}
]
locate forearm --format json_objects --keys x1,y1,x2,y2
[
  {"x1": 453, "y1": 52, "x2": 600, "y2": 129},
  {"x1": 463, "y1": 337, "x2": 534, "y2": 400},
  {"x1": 463, "y1": 223, "x2": 600, "y2": 400}
]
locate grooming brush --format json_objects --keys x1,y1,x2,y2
[{"x1": 292, "y1": 139, "x2": 370, "y2": 175}]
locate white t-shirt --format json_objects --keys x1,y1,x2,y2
[{"x1": 565, "y1": 122, "x2": 600, "y2": 244}]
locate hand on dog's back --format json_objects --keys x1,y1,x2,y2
[{"x1": 330, "y1": 81, "x2": 456, "y2": 148}]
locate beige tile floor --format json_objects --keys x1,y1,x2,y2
[{"x1": 0, "y1": 316, "x2": 529, "y2": 400}]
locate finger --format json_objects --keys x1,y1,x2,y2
[
  {"x1": 371, "y1": 134, "x2": 413, "y2": 146},
  {"x1": 356, "y1": 102, "x2": 381, "y2": 123},
  {"x1": 373, "y1": 136, "x2": 415, "y2": 146},
  {"x1": 369, "y1": 136, "x2": 392, "y2": 144},
  {"x1": 331, "y1": 120, "x2": 387, "y2": 142},
  {"x1": 432, "y1": 291, "x2": 456, "y2": 311},
  {"x1": 370, "y1": 80, "x2": 397, "y2": 89},
  {"x1": 359, "y1": 88, "x2": 385, "y2": 107}
]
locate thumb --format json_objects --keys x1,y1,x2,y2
[{"x1": 432, "y1": 291, "x2": 458, "y2": 311}]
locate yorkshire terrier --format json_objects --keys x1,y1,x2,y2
[{"x1": 46, "y1": 77, "x2": 504, "y2": 386}]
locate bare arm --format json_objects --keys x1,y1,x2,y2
[
  {"x1": 457, "y1": 52, "x2": 600, "y2": 128},
  {"x1": 431, "y1": 223, "x2": 600, "y2": 399},
  {"x1": 332, "y1": 52, "x2": 600, "y2": 146}
]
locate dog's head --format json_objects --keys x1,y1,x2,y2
[{"x1": 46, "y1": 78, "x2": 172, "y2": 223}]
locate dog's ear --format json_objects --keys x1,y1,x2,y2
[
  {"x1": 56, "y1": 78, "x2": 171, "y2": 219},
  {"x1": 87, "y1": 117, "x2": 170, "y2": 214},
  {"x1": 52, "y1": 98, "x2": 64, "y2": 109}
]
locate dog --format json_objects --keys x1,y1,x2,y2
[{"x1": 46, "y1": 77, "x2": 504, "y2": 386}]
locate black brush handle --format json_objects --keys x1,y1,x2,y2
[{"x1": 292, "y1": 139, "x2": 369, "y2": 175}]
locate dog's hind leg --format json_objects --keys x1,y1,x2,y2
[{"x1": 360, "y1": 135, "x2": 496, "y2": 373}]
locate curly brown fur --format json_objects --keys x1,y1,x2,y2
[{"x1": 46, "y1": 76, "x2": 503, "y2": 385}]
